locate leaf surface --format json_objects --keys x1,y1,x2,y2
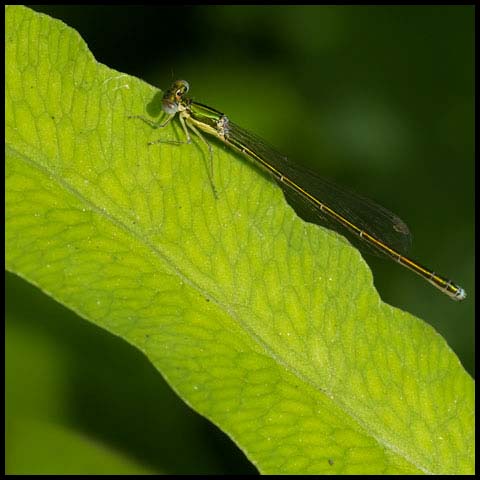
[{"x1": 5, "y1": 5, "x2": 474, "y2": 474}]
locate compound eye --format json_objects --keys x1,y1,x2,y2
[
  {"x1": 162, "y1": 99, "x2": 178, "y2": 114},
  {"x1": 175, "y1": 79, "x2": 189, "y2": 98}
]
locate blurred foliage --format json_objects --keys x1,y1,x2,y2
[{"x1": 9, "y1": 5, "x2": 474, "y2": 473}]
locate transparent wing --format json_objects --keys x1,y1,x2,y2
[{"x1": 227, "y1": 121, "x2": 412, "y2": 257}]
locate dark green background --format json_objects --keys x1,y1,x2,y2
[{"x1": 7, "y1": 6, "x2": 474, "y2": 474}]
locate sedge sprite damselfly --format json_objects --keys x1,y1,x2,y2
[{"x1": 129, "y1": 80, "x2": 466, "y2": 301}]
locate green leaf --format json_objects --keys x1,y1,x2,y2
[
  {"x1": 5, "y1": 5, "x2": 474, "y2": 475},
  {"x1": 6, "y1": 270, "x2": 236, "y2": 474}
]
